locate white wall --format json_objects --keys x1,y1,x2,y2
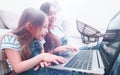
[
  {"x1": 0, "y1": 0, "x2": 120, "y2": 35},
  {"x1": 56, "y1": 0, "x2": 120, "y2": 36},
  {"x1": 0, "y1": 0, "x2": 45, "y2": 15}
]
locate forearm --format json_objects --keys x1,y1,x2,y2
[{"x1": 11, "y1": 55, "x2": 43, "y2": 73}]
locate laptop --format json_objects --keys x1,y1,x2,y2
[{"x1": 49, "y1": 19, "x2": 120, "y2": 75}]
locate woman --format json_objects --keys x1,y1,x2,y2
[
  {"x1": 0, "y1": 8, "x2": 66, "y2": 75},
  {"x1": 40, "y1": 1, "x2": 77, "y2": 56},
  {"x1": 36, "y1": 1, "x2": 87, "y2": 75}
]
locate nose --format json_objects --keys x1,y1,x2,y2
[
  {"x1": 52, "y1": 14, "x2": 56, "y2": 19},
  {"x1": 51, "y1": 13, "x2": 56, "y2": 19}
]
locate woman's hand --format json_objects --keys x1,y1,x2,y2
[
  {"x1": 54, "y1": 45, "x2": 77, "y2": 53},
  {"x1": 88, "y1": 42, "x2": 98, "y2": 48}
]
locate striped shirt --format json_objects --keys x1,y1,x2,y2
[{"x1": 0, "y1": 35, "x2": 45, "y2": 71}]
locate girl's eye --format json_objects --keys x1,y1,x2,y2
[
  {"x1": 44, "y1": 26, "x2": 46, "y2": 28},
  {"x1": 43, "y1": 25, "x2": 47, "y2": 28}
]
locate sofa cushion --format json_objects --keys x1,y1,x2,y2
[
  {"x1": 0, "y1": 18, "x2": 7, "y2": 29},
  {"x1": 0, "y1": 10, "x2": 20, "y2": 29},
  {"x1": 0, "y1": 29, "x2": 12, "y2": 39}
]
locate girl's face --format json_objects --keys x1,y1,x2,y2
[
  {"x1": 48, "y1": 5, "x2": 56, "y2": 26},
  {"x1": 36, "y1": 17, "x2": 49, "y2": 40}
]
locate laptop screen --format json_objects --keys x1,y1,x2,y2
[{"x1": 99, "y1": 12, "x2": 120, "y2": 74}]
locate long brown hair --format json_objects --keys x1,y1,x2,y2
[
  {"x1": 12, "y1": 8, "x2": 46, "y2": 60},
  {"x1": 40, "y1": 2, "x2": 61, "y2": 52},
  {"x1": 40, "y1": 1, "x2": 55, "y2": 15},
  {"x1": 44, "y1": 31, "x2": 61, "y2": 52}
]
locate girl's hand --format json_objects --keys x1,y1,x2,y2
[
  {"x1": 34, "y1": 61, "x2": 51, "y2": 71},
  {"x1": 39, "y1": 53, "x2": 66, "y2": 64},
  {"x1": 35, "y1": 53, "x2": 66, "y2": 71}
]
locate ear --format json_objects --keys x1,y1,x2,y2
[{"x1": 25, "y1": 22, "x2": 32, "y2": 31}]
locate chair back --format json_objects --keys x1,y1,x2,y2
[{"x1": 76, "y1": 20, "x2": 103, "y2": 44}]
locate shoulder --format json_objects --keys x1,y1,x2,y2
[
  {"x1": 0, "y1": 35, "x2": 21, "y2": 51},
  {"x1": 56, "y1": 25, "x2": 64, "y2": 32}
]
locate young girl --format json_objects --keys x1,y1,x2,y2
[{"x1": 0, "y1": 8, "x2": 66, "y2": 75}]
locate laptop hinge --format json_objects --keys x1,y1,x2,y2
[{"x1": 96, "y1": 50, "x2": 105, "y2": 69}]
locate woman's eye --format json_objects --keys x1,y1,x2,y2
[{"x1": 48, "y1": 12, "x2": 56, "y2": 16}]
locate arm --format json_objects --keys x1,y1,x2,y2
[
  {"x1": 51, "y1": 45, "x2": 77, "y2": 54},
  {"x1": 5, "y1": 48, "x2": 66, "y2": 73},
  {"x1": 5, "y1": 48, "x2": 43, "y2": 73}
]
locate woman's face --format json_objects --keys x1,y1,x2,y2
[
  {"x1": 36, "y1": 16, "x2": 49, "y2": 40},
  {"x1": 48, "y1": 5, "x2": 56, "y2": 26}
]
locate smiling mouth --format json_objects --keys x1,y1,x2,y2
[{"x1": 41, "y1": 34, "x2": 46, "y2": 38}]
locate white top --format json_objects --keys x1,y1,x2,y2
[{"x1": 50, "y1": 25, "x2": 66, "y2": 39}]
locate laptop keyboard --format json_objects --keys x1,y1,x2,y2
[{"x1": 64, "y1": 50, "x2": 93, "y2": 70}]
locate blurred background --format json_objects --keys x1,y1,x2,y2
[{"x1": 0, "y1": 0, "x2": 120, "y2": 36}]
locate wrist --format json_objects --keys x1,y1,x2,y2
[{"x1": 37, "y1": 54, "x2": 44, "y2": 62}]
